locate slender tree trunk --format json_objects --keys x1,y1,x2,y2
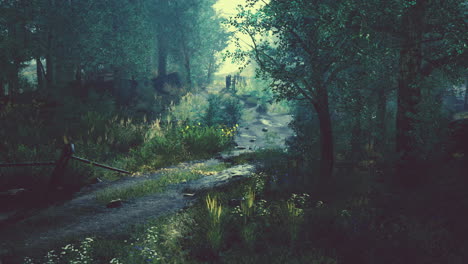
[
  {"x1": 464, "y1": 76, "x2": 468, "y2": 110},
  {"x1": 375, "y1": 88, "x2": 388, "y2": 154},
  {"x1": 157, "y1": 33, "x2": 167, "y2": 78},
  {"x1": 36, "y1": 58, "x2": 46, "y2": 90},
  {"x1": 46, "y1": 32, "x2": 56, "y2": 86},
  {"x1": 75, "y1": 63, "x2": 87, "y2": 98},
  {"x1": 350, "y1": 94, "x2": 363, "y2": 163},
  {"x1": 395, "y1": 0, "x2": 427, "y2": 187},
  {"x1": 206, "y1": 56, "x2": 214, "y2": 86},
  {"x1": 10, "y1": 58, "x2": 21, "y2": 96},
  {"x1": 0, "y1": 77, "x2": 4, "y2": 97},
  {"x1": 157, "y1": 0, "x2": 168, "y2": 79},
  {"x1": 184, "y1": 54, "x2": 192, "y2": 89},
  {"x1": 313, "y1": 86, "x2": 334, "y2": 179}
]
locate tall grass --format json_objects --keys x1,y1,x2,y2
[
  {"x1": 126, "y1": 121, "x2": 236, "y2": 173},
  {"x1": 206, "y1": 194, "x2": 224, "y2": 251},
  {"x1": 1, "y1": 88, "x2": 240, "y2": 190}
]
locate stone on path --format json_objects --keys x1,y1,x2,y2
[{"x1": 106, "y1": 199, "x2": 124, "y2": 208}]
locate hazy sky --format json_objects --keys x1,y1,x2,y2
[
  {"x1": 212, "y1": 0, "x2": 244, "y2": 17},
  {"x1": 212, "y1": 0, "x2": 248, "y2": 75}
]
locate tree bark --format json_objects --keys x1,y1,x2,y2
[
  {"x1": 206, "y1": 56, "x2": 215, "y2": 86},
  {"x1": 395, "y1": 0, "x2": 427, "y2": 187},
  {"x1": 36, "y1": 58, "x2": 46, "y2": 90},
  {"x1": 0, "y1": 78, "x2": 4, "y2": 97},
  {"x1": 350, "y1": 94, "x2": 363, "y2": 163},
  {"x1": 375, "y1": 88, "x2": 388, "y2": 154},
  {"x1": 464, "y1": 76, "x2": 468, "y2": 111},
  {"x1": 46, "y1": 32, "x2": 56, "y2": 86},
  {"x1": 184, "y1": 53, "x2": 192, "y2": 89},
  {"x1": 157, "y1": 0, "x2": 168, "y2": 79},
  {"x1": 313, "y1": 86, "x2": 334, "y2": 179},
  {"x1": 157, "y1": 32, "x2": 167, "y2": 78},
  {"x1": 8, "y1": 57, "x2": 21, "y2": 96}
]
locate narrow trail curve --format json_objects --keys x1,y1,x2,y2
[{"x1": 0, "y1": 101, "x2": 293, "y2": 262}]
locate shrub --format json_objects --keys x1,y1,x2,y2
[
  {"x1": 167, "y1": 92, "x2": 208, "y2": 124},
  {"x1": 205, "y1": 94, "x2": 243, "y2": 127},
  {"x1": 126, "y1": 122, "x2": 235, "y2": 173}
]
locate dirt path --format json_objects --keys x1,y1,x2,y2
[{"x1": 0, "y1": 101, "x2": 293, "y2": 262}]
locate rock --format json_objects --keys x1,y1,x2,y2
[
  {"x1": 262, "y1": 127, "x2": 268, "y2": 132},
  {"x1": 106, "y1": 199, "x2": 124, "y2": 208},
  {"x1": 245, "y1": 127, "x2": 249, "y2": 130},
  {"x1": 90, "y1": 178, "x2": 102, "y2": 184},
  {"x1": 235, "y1": 146, "x2": 247, "y2": 150},
  {"x1": 260, "y1": 119, "x2": 273, "y2": 126},
  {"x1": 228, "y1": 198, "x2": 245, "y2": 207},
  {"x1": 249, "y1": 139, "x2": 256, "y2": 142},
  {"x1": 0, "y1": 188, "x2": 26, "y2": 198},
  {"x1": 183, "y1": 193, "x2": 195, "y2": 197}
]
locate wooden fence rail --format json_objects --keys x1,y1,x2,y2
[{"x1": 0, "y1": 143, "x2": 130, "y2": 191}]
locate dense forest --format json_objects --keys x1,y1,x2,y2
[{"x1": 1, "y1": 0, "x2": 467, "y2": 263}]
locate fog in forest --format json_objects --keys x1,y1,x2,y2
[{"x1": 0, "y1": 0, "x2": 467, "y2": 263}]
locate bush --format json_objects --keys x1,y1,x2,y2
[
  {"x1": 126, "y1": 122, "x2": 235, "y2": 173},
  {"x1": 205, "y1": 94, "x2": 243, "y2": 127},
  {"x1": 167, "y1": 92, "x2": 208, "y2": 124}
]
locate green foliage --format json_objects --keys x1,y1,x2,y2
[
  {"x1": 23, "y1": 237, "x2": 94, "y2": 264},
  {"x1": 0, "y1": 88, "x2": 238, "y2": 190},
  {"x1": 167, "y1": 93, "x2": 208, "y2": 124},
  {"x1": 126, "y1": 122, "x2": 235, "y2": 173},
  {"x1": 205, "y1": 94, "x2": 243, "y2": 128},
  {"x1": 287, "y1": 101, "x2": 319, "y2": 160},
  {"x1": 205, "y1": 194, "x2": 224, "y2": 251},
  {"x1": 26, "y1": 148, "x2": 468, "y2": 264}
]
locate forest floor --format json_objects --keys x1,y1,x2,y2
[{"x1": 0, "y1": 93, "x2": 293, "y2": 261}]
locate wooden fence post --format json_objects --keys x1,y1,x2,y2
[
  {"x1": 226, "y1": 75, "x2": 231, "y2": 90},
  {"x1": 48, "y1": 143, "x2": 74, "y2": 191}
]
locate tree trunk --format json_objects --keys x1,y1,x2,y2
[
  {"x1": 36, "y1": 58, "x2": 46, "y2": 90},
  {"x1": 157, "y1": 0, "x2": 168, "y2": 79},
  {"x1": 9, "y1": 58, "x2": 21, "y2": 96},
  {"x1": 375, "y1": 88, "x2": 388, "y2": 154},
  {"x1": 313, "y1": 86, "x2": 334, "y2": 179},
  {"x1": 350, "y1": 94, "x2": 363, "y2": 163},
  {"x1": 206, "y1": 57, "x2": 214, "y2": 86},
  {"x1": 464, "y1": 76, "x2": 468, "y2": 111},
  {"x1": 46, "y1": 32, "x2": 56, "y2": 86},
  {"x1": 157, "y1": 33, "x2": 167, "y2": 78},
  {"x1": 184, "y1": 55, "x2": 192, "y2": 89},
  {"x1": 0, "y1": 78, "x2": 4, "y2": 97},
  {"x1": 395, "y1": 0, "x2": 427, "y2": 187}
]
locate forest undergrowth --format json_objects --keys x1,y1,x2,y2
[{"x1": 20, "y1": 146, "x2": 468, "y2": 264}]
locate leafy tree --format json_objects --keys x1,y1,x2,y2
[
  {"x1": 359, "y1": 0, "x2": 467, "y2": 186},
  {"x1": 0, "y1": 0, "x2": 36, "y2": 95},
  {"x1": 465, "y1": 76, "x2": 468, "y2": 110},
  {"x1": 229, "y1": 0, "x2": 361, "y2": 179},
  {"x1": 157, "y1": 0, "x2": 228, "y2": 88}
]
